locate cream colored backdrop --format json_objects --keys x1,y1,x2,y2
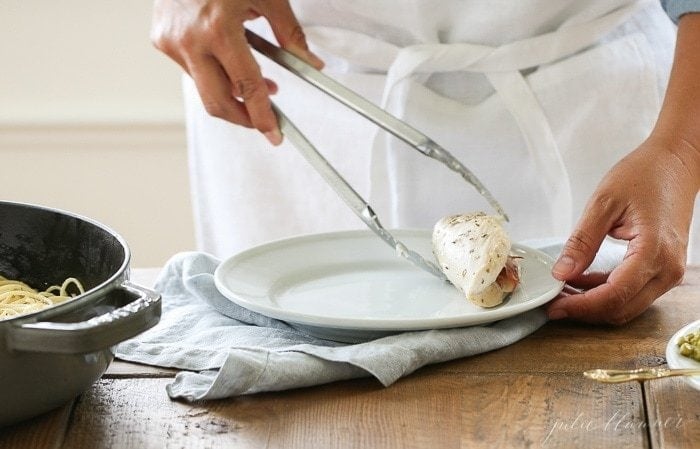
[{"x1": 0, "y1": 1, "x2": 194, "y2": 266}]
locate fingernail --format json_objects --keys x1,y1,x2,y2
[
  {"x1": 265, "y1": 80, "x2": 278, "y2": 95},
  {"x1": 264, "y1": 129, "x2": 282, "y2": 146},
  {"x1": 548, "y1": 309, "x2": 568, "y2": 320},
  {"x1": 307, "y1": 51, "x2": 324, "y2": 69},
  {"x1": 552, "y1": 255, "x2": 575, "y2": 278}
]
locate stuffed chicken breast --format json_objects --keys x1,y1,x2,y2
[{"x1": 432, "y1": 212, "x2": 520, "y2": 307}]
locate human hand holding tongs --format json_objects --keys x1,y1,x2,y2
[{"x1": 245, "y1": 30, "x2": 508, "y2": 281}]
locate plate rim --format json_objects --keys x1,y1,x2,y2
[{"x1": 214, "y1": 229, "x2": 565, "y2": 331}]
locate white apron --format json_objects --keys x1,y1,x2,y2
[{"x1": 185, "y1": 0, "x2": 698, "y2": 262}]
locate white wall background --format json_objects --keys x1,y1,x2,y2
[{"x1": 0, "y1": 1, "x2": 195, "y2": 266}]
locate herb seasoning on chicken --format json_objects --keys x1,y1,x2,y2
[{"x1": 432, "y1": 212, "x2": 520, "y2": 307}]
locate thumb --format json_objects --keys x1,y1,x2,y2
[{"x1": 553, "y1": 212, "x2": 610, "y2": 281}]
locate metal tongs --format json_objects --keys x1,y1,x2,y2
[{"x1": 246, "y1": 30, "x2": 508, "y2": 281}]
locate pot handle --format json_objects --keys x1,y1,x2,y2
[{"x1": 6, "y1": 281, "x2": 161, "y2": 354}]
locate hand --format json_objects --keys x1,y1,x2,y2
[
  {"x1": 546, "y1": 136, "x2": 699, "y2": 324},
  {"x1": 151, "y1": 0, "x2": 324, "y2": 145}
]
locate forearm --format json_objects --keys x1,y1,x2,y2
[{"x1": 652, "y1": 13, "x2": 700, "y2": 191}]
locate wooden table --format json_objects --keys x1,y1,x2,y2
[{"x1": 2, "y1": 268, "x2": 699, "y2": 449}]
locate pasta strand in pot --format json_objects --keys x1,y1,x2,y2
[{"x1": 0, "y1": 276, "x2": 85, "y2": 320}]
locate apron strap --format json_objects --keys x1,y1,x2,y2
[{"x1": 487, "y1": 71, "x2": 573, "y2": 234}]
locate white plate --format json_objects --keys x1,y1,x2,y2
[
  {"x1": 665, "y1": 319, "x2": 700, "y2": 390},
  {"x1": 214, "y1": 229, "x2": 564, "y2": 341}
]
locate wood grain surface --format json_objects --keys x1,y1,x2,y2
[
  {"x1": 645, "y1": 377, "x2": 700, "y2": 449},
  {"x1": 57, "y1": 375, "x2": 647, "y2": 449},
  {"x1": 1, "y1": 267, "x2": 698, "y2": 449}
]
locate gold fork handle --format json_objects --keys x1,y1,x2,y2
[{"x1": 584, "y1": 368, "x2": 700, "y2": 383}]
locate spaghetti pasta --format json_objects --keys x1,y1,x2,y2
[{"x1": 0, "y1": 275, "x2": 85, "y2": 320}]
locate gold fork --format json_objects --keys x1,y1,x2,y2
[{"x1": 584, "y1": 367, "x2": 700, "y2": 383}]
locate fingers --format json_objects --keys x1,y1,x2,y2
[
  {"x1": 211, "y1": 28, "x2": 283, "y2": 145},
  {"x1": 152, "y1": 0, "x2": 305, "y2": 144},
  {"x1": 544, "y1": 140, "x2": 694, "y2": 325},
  {"x1": 260, "y1": 0, "x2": 324, "y2": 69},
  {"x1": 546, "y1": 219, "x2": 687, "y2": 324},
  {"x1": 151, "y1": 0, "x2": 321, "y2": 144},
  {"x1": 209, "y1": 0, "x2": 323, "y2": 145},
  {"x1": 264, "y1": 78, "x2": 279, "y2": 95},
  {"x1": 546, "y1": 236, "x2": 665, "y2": 324},
  {"x1": 187, "y1": 55, "x2": 279, "y2": 131},
  {"x1": 546, "y1": 275, "x2": 662, "y2": 325},
  {"x1": 558, "y1": 284, "x2": 583, "y2": 296},
  {"x1": 566, "y1": 271, "x2": 610, "y2": 290},
  {"x1": 188, "y1": 54, "x2": 254, "y2": 128},
  {"x1": 552, "y1": 195, "x2": 619, "y2": 281}
]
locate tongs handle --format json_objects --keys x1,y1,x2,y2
[
  {"x1": 272, "y1": 103, "x2": 447, "y2": 281},
  {"x1": 246, "y1": 29, "x2": 508, "y2": 221},
  {"x1": 246, "y1": 30, "x2": 429, "y2": 152}
]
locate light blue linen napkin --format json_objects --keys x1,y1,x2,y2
[{"x1": 115, "y1": 241, "x2": 624, "y2": 401}]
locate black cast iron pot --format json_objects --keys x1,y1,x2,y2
[{"x1": 0, "y1": 201, "x2": 161, "y2": 426}]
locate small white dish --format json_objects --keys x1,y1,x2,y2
[
  {"x1": 214, "y1": 229, "x2": 564, "y2": 341},
  {"x1": 666, "y1": 319, "x2": 700, "y2": 390}
]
